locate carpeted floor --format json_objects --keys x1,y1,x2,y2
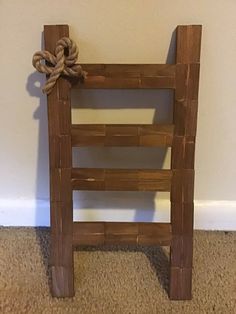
[{"x1": 0, "y1": 228, "x2": 235, "y2": 313}]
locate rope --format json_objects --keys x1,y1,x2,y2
[{"x1": 32, "y1": 37, "x2": 86, "y2": 94}]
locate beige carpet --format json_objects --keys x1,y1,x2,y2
[{"x1": 0, "y1": 228, "x2": 235, "y2": 313}]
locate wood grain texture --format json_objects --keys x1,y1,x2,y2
[
  {"x1": 71, "y1": 124, "x2": 174, "y2": 147},
  {"x1": 170, "y1": 267, "x2": 192, "y2": 300},
  {"x1": 70, "y1": 64, "x2": 176, "y2": 89},
  {"x1": 71, "y1": 168, "x2": 172, "y2": 191},
  {"x1": 73, "y1": 222, "x2": 172, "y2": 246},
  {"x1": 43, "y1": 24, "x2": 201, "y2": 301},
  {"x1": 44, "y1": 24, "x2": 74, "y2": 298},
  {"x1": 169, "y1": 25, "x2": 202, "y2": 300}
]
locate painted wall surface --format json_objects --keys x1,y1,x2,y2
[{"x1": 0, "y1": 1, "x2": 236, "y2": 228}]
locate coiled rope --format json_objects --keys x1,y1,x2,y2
[{"x1": 32, "y1": 37, "x2": 86, "y2": 94}]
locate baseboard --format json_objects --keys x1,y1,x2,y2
[{"x1": 0, "y1": 198, "x2": 235, "y2": 230}]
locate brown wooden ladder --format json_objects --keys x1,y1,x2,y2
[{"x1": 44, "y1": 24, "x2": 202, "y2": 300}]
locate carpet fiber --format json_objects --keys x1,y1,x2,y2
[{"x1": 0, "y1": 228, "x2": 235, "y2": 313}]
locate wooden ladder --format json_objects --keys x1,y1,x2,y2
[{"x1": 44, "y1": 24, "x2": 201, "y2": 300}]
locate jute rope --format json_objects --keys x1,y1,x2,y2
[{"x1": 32, "y1": 37, "x2": 86, "y2": 94}]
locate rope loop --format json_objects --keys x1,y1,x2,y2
[{"x1": 32, "y1": 37, "x2": 86, "y2": 94}]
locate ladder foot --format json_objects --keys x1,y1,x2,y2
[
  {"x1": 169, "y1": 267, "x2": 192, "y2": 300},
  {"x1": 51, "y1": 265, "x2": 75, "y2": 297}
]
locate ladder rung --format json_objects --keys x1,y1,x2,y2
[
  {"x1": 71, "y1": 124, "x2": 174, "y2": 147},
  {"x1": 71, "y1": 168, "x2": 172, "y2": 191},
  {"x1": 71, "y1": 64, "x2": 176, "y2": 89},
  {"x1": 73, "y1": 222, "x2": 172, "y2": 246}
]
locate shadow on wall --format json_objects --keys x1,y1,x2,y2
[
  {"x1": 26, "y1": 29, "x2": 176, "y2": 227},
  {"x1": 71, "y1": 87, "x2": 173, "y2": 223},
  {"x1": 27, "y1": 32, "x2": 49, "y2": 227}
]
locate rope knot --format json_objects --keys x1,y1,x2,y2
[{"x1": 32, "y1": 37, "x2": 86, "y2": 94}]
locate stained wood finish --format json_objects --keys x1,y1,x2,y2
[
  {"x1": 43, "y1": 24, "x2": 201, "y2": 300},
  {"x1": 71, "y1": 168, "x2": 172, "y2": 191},
  {"x1": 71, "y1": 124, "x2": 174, "y2": 147},
  {"x1": 71, "y1": 64, "x2": 176, "y2": 89},
  {"x1": 169, "y1": 25, "x2": 202, "y2": 300},
  {"x1": 44, "y1": 25, "x2": 74, "y2": 297},
  {"x1": 73, "y1": 222, "x2": 172, "y2": 246}
]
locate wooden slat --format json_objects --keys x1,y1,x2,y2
[
  {"x1": 169, "y1": 24, "x2": 202, "y2": 301},
  {"x1": 71, "y1": 124, "x2": 174, "y2": 147},
  {"x1": 71, "y1": 168, "x2": 172, "y2": 191},
  {"x1": 71, "y1": 64, "x2": 176, "y2": 89},
  {"x1": 44, "y1": 24, "x2": 74, "y2": 298},
  {"x1": 73, "y1": 222, "x2": 172, "y2": 246}
]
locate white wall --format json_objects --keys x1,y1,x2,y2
[{"x1": 0, "y1": 1, "x2": 236, "y2": 229}]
